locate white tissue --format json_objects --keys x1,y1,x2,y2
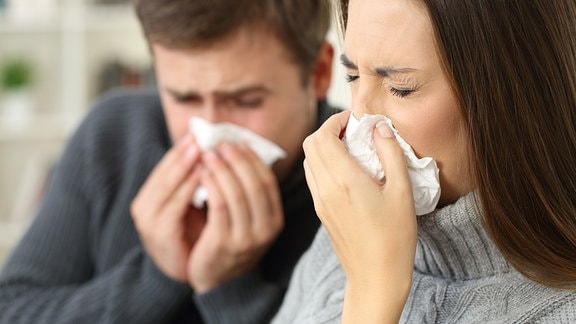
[
  {"x1": 342, "y1": 114, "x2": 440, "y2": 215},
  {"x1": 188, "y1": 117, "x2": 287, "y2": 208}
]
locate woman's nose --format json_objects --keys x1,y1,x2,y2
[{"x1": 352, "y1": 85, "x2": 383, "y2": 117}]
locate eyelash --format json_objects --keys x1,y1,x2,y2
[
  {"x1": 389, "y1": 88, "x2": 415, "y2": 98},
  {"x1": 345, "y1": 74, "x2": 416, "y2": 98},
  {"x1": 235, "y1": 97, "x2": 263, "y2": 108},
  {"x1": 345, "y1": 74, "x2": 359, "y2": 83}
]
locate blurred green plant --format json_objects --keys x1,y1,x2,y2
[{"x1": 1, "y1": 59, "x2": 33, "y2": 91}]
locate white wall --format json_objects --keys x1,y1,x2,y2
[{"x1": 326, "y1": 23, "x2": 351, "y2": 110}]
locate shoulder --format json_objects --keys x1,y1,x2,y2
[
  {"x1": 61, "y1": 87, "x2": 169, "y2": 176},
  {"x1": 93, "y1": 87, "x2": 161, "y2": 110},
  {"x1": 531, "y1": 290, "x2": 576, "y2": 322},
  {"x1": 87, "y1": 87, "x2": 164, "y2": 130},
  {"x1": 73, "y1": 87, "x2": 168, "y2": 146}
]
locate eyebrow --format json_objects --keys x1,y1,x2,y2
[
  {"x1": 165, "y1": 88, "x2": 198, "y2": 98},
  {"x1": 340, "y1": 54, "x2": 357, "y2": 70},
  {"x1": 340, "y1": 54, "x2": 417, "y2": 77},
  {"x1": 165, "y1": 85, "x2": 272, "y2": 98},
  {"x1": 215, "y1": 86, "x2": 271, "y2": 98}
]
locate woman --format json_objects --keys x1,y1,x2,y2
[{"x1": 273, "y1": 0, "x2": 576, "y2": 322}]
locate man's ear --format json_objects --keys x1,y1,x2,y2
[{"x1": 311, "y1": 42, "x2": 334, "y2": 100}]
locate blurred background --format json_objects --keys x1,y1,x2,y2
[{"x1": 0, "y1": 0, "x2": 350, "y2": 267}]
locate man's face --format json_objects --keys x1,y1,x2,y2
[{"x1": 152, "y1": 29, "x2": 329, "y2": 179}]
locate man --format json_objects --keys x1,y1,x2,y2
[{"x1": 0, "y1": 0, "x2": 339, "y2": 323}]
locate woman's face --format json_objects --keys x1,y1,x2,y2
[{"x1": 344, "y1": 0, "x2": 472, "y2": 205}]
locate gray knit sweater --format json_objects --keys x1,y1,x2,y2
[
  {"x1": 273, "y1": 193, "x2": 576, "y2": 323},
  {"x1": 0, "y1": 88, "x2": 341, "y2": 324}
]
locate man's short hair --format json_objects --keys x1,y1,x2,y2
[{"x1": 135, "y1": 0, "x2": 332, "y2": 80}]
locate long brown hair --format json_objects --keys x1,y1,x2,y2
[
  {"x1": 135, "y1": 0, "x2": 331, "y2": 81},
  {"x1": 338, "y1": 0, "x2": 576, "y2": 288}
]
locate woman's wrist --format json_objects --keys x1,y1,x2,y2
[{"x1": 342, "y1": 275, "x2": 412, "y2": 323}]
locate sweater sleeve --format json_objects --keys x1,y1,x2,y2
[
  {"x1": 0, "y1": 241, "x2": 190, "y2": 324},
  {"x1": 0, "y1": 91, "x2": 192, "y2": 324},
  {"x1": 193, "y1": 271, "x2": 283, "y2": 324}
]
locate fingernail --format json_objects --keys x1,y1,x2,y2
[{"x1": 376, "y1": 122, "x2": 394, "y2": 138}]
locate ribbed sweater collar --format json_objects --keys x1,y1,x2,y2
[{"x1": 414, "y1": 192, "x2": 511, "y2": 281}]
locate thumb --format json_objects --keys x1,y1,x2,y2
[{"x1": 373, "y1": 122, "x2": 411, "y2": 190}]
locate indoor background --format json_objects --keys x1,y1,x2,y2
[{"x1": 0, "y1": 0, "x2": 351, "y2": 267}]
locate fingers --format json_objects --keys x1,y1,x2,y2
[
  {"x1": 221, "y1": 143, "x2": 283, "y2": 237},
  {"x1": 303, "y1": 110, "x2": 362, "y2": 174},
  {"x1": 320, "y1": 109, "x2": 352, "y2": 138},
  {"x1": 372, "y1": 122, "x2": 416, "y2": 235},
  {"x1": 202, "y1": 148, "x2": 250, "y2": 238},
  {"x1": 130, "y1": 135, "x2": 203, "y2": 282},
  {"x1": 160, "y1": 169, "x2": 202, "y2": 224},
  {"x1": 202, "y1": 142, "x2": 282, "y2": 241},
  {"x1": 302, "y1": 158, "x2": 323, "y2": 222},
  {"x1": 303, "y1": 111, "x2": 376, "y2": 211},
  {"x1": 134, "y1": 134, "x2": 200, "y2": 219},
  {"x1": 189, "y1": 142, "x2": 283, "y2": 292},
  {"x1": 372, "y1": 123, "x2": 412, "y2": 194},
  {"x1": 200, "y1": 167, "x2": 231, "y2": 235}
]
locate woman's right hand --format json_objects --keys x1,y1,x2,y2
[{"x1": 303, "y1": 110, "x2": 417, "y2": 323}]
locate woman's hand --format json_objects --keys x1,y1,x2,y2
[{"x1": 303, "y1": 110, "x2": 417, "y2": 323}]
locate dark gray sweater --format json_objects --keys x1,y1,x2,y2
[{"x1": 0, "y1": 89, "x2": 340, "y2": 324}]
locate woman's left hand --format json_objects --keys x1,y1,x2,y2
[{"x1": 303, "y1": 110, "x2": 417, "y2": 323}]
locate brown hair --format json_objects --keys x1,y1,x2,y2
[
  {"x1": 135, "y1": 0, "x2": 331, "y2": 81},
  {"x1": 338, "y1": 0, "x2": 576, "y2": 288}
]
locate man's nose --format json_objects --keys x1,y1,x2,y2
[{"x1": 199, "y1": 98, "x2": 223, "y2": 123}]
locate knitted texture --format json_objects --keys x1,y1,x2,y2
[
  {"x1": 0, "y1": 88, "x2": 341, "y2": 324},
  {"x1": 273, "y1": 193, "x2": 576, "y2": 323}
]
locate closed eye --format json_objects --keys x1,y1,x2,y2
[
  {"x1": 234, "y1": 96, "x2": 264, "y2": 108},
  {"x1": 346, "y1": 74, "x2": 359, "y2": 83},
  {"x1": 174, "y1": 94, "x2": 201, "y2": 103},
  {"x1": 389, "y1": 87, "x2": 415, "y2": 98}
]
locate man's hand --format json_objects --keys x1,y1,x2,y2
[
  {"x1": 133, "y1": 136, "x2": 283, "y2": 292},
  {"x1": 131, "y1": 134, "x2": 204, "y2": 282},
  {"x1": 188, "y1": 142, "x2": 284, "y2": 294}
]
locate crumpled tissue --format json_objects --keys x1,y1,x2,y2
[
  {"x1": 189, "y1": 117, "x2": 287, "y2": 208},
  {"x1": 342, "y1": 114, "x2": 441, "y2": 215}
]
